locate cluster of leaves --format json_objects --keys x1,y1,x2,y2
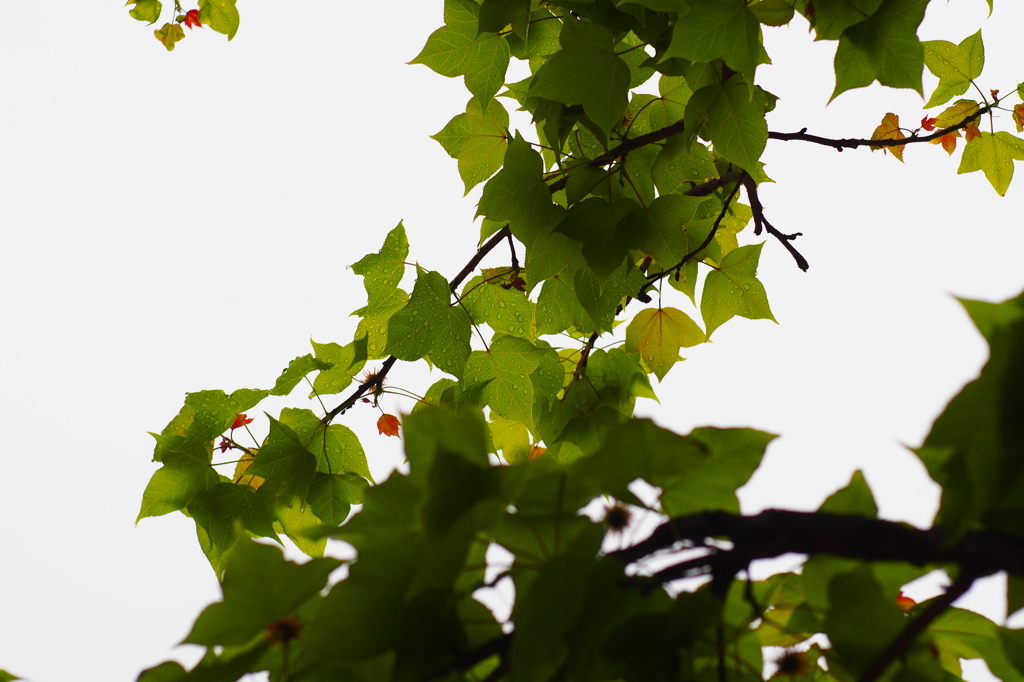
[
  {"x1": 868, "y1": 30, "x2": 1024, "y2": 195},
  {"x1": 126, "y1": 0, "x2": 238, "y2": 50},
  {"x1": 104, "y1": 2, "x2": 1024, "y2": 682}
]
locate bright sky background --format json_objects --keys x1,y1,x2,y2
[{"x1": 2, "y1": 1, "x2": 1023, "y2": 680}]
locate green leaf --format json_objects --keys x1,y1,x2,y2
[
  {"x1": 432, "y1": 97, "x2": 509, "y2": 194},
  {"x1": 653, "y1": 137, "x2": 719, "y2": 194},
  {"x1": 622, "y1": 193, "x2": 721, "y2": 265},
  {"x1": 1009, "y1": 574, "x2": 1024, "y2": 620},
  {"x1": 914, "y1": 291, "x2": 1024, "y2": 538},
  {"x1": 923, "y1": 30, "x2": 984, "y2": 108},
  {"x1": 185, "y1": 538, "x2": 341, "y2": 646},
  {"x1": 810, "y1": 0, "x2": 883, "y2": 40},
  {"x1": 700, "y1": 242, "x2": 776, "y2": 337},
  {"x1": 279, "y1": 407, "x2": 371, "y2": 480},
  {"x1": 555, "y1": 197, "x2": 637, "y2": 279},
  {"x1": 479, "y1": 133, "x2": 562, "y2": 250},
  {"x1": 411, "y1": 0, "x2": 511, "y2": 104},
  {"x1": 386, "y1": 268, "x2": 472, "y2": 377},
  {"x1": 831, "y1": 0, "x2": 928, "y2": 100},
  {"x1": 137, "y1": 464, "x2": 220, "y2": 521},
  {"x1": 536, "y1": 274, "x2": 585, "y2": 335},
  {"x1": 958, "y1": 131, "x2": 1024, "y2": 196},
  {"x1": 128, "y1": 0, "x2": 162, "y2": 24},
  {"x1": 931, "y1": 608, "x2": 1024, "y2": 682},
  {"x1": 464, "y1": 335, "x2": 551, "y2": 430},
  {"x1": 664, "y1": 0, "x2": 763, "y2": 81},
  {"x1": 187, "y1": 483, "x2": 282, "y2": 559},
  {"x1": 352, "y1": 222, "x2": 409, "y2": 302},
  {"x1": 748, "y1": 0, "x2": 796, "y2": 26},
  {"x1": 625, "y1": 307, "x2": 705, "y2": 381},
  {"x1": 308, "y1": 472, "x2": 366, "y2": 526},
  {"x1": 527, "y1": 231, "x2": 587, "y2": 290},
  {"x1": 245, "y1": 416, "x2": 317, "y2": 500},
  {"x1": 271, "y1": 354, "x2": 332, "y2": 397},
  {"x1": 490, "y1": 414, "x2": 532, "y2": 464},
  {"x1": 818, "y1": 470, "x2": 878, "y2": 518},
  {"x1": 571, "y1": 420, "x2": 773, "y2": 515},
  {"x1": 310, "y1": 338, "x2": 366, "y2": 396},
  {"x1": 824, "y1": 566, "x2": 907, "y2": 677},
  {"x1": 355, "y1": 288, "x2": 409, "y2": 360},
  {"x1": 198, "y1": 0, "x2": 239, "y2": 39},
  {"x1": 135, "y1": 662, "x2": 185, "y2": 682},
  {"x1": 528, "y1": 19, "x2": 631, "y2": 135},
  {"x1": 461, "y1": 273, "x2": 536, "y2": 340},
  {"x1": 271, "y1": 493, "x2": 329, "y2": 558},
  {"x1": 505, "y1": 8, "x2": 562, "y2": 60},
  {"x1": 478, "y1": 0, "x2": 530, "y2": 36},
  {"x1": 684, "y1": 76, "x2": 768, "y2": 172}
]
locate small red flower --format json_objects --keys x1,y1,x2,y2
[
  {"x1": 920, "y1": 116, "x2": 937, "y2": 131},
  {"x1": 183, "y1": 9, "x2": 202, "y2": 29},
  {"x1": 231, "y1": 413, "x2": 254, "y2": 430}
]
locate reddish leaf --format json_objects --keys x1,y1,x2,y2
[
  {"x1": 931, "y1": 130, "x2": 961, "y2": 155},
  {"x1": 231, "y1": 413, "x2": 254, "y2": 430},
  {"x1": 218, "y1": 438, "x2": 232, "y2": 454},
  {"x1": 528, "y1": 445, "x2": 546, "y2": 461},
  {"x1": 965, "y1": 120, "x2": 982, "y2": 142},
  {"x1": 377, "y1": 413, "x2": 400, "y2": 437},
  {"x1": 896, "y1": 592, "x2": 916, "y2": 612},
  {"x1": 921, "y1": 116, "x2": 937, "y2": 131},
  {"x1": 1013, "y1": 104, "x2": 1024, "y2": 133},
  {"x1": 183, "y1": 9, "x2": 202, "y2": 29}
]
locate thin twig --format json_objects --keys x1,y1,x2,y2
[
  {"x1": 857, "y1": 570, "x2": 980, "y2": 682},
  {"x1": 324, "y1": 226, "x2": 514, "y2": 424},
  {"x1": 639, "y1": 181, "x2": 742, "y2": 298},
  {"x1": 741, "y1": 174, "x2": 808, "y2": 271}
]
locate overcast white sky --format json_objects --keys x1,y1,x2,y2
[{"x1": 1, "y1": 1, "x2": 1023, "y2": 680}]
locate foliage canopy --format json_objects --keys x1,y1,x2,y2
[{"x1": 4, "y1": 1, "x2": 1022, "y2": 682}]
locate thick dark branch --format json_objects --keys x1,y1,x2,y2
[
  {"x1": 324, "y1": 226, "x2": 514, "y2": 424},
  {"x1": 767, "y1": 104, "x2": 994, "y2": 152},
  {"x1": 547, "y1": 119, "x2": 687, "y2": 193},
  {"x1": 610, "y1": 510, "x2": 1024, "y2": 577},
  {"x1": 858, "y1": 570, "x2": 978, "y2": 682},
  {"x1": 598, "y1": 118, "x2": 687, "y2": 166}
]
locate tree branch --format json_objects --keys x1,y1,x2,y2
[
  {"x1": 858, "y1": 569, "x2": 979, "y2": 682},
  {"x1": 609, "y1": 510, "x2": 1024, "y2": 578},
  {"x1": 767, "y1": 103, "x2": 994, "y2": 152},
  {"x1": 323, "y1": 226, "x2": 514, "y2": 424},
  {"x1": 741, "y1": 174, "x2": 808, "y2": 271}
]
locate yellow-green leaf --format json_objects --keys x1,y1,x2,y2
[
  {"x1": 198, "y1": 0, "x2": 239, "y2": 40},
  {"x1": 154, "y1": 22, "x2": 185, "y2": 51},
  {"x1": 923, "y1": 30, "x2": 985, "y2": 108},
  {"x1": 700, "y1": 242, "x2": 776, "y2": 337},
  {"x1": 128, "y1": 0, "x2": 162, "y2": 24},
  {"x1": 958, "y1": 131, "x2": 1024, "y2": 196},
  {"x1": 625, "y1": 307, "x2": 706, "y2": 381}
]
